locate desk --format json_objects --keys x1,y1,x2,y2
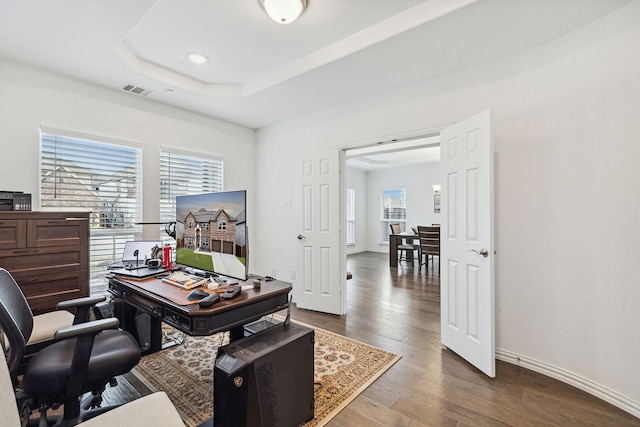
[
  {"x1": 108, "y1": 275, "x2": 292, "y2": 354},
  {"x1": 389, "y1": 232, "x2": 417, "y2": 267}
]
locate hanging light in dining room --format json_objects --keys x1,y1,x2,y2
[{"x1": 260, "y1": 0, "x2": 307, "y2": 24}]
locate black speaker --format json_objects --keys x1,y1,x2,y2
[
  {"x1": 214, "y1": 322, "x2": 314, "y2": 427},
  {"x1": 93, "y1": 300, "x2": 114, "y2": 320},
  {"x1": 134, "y1": 311, "x2": 151, "y2": 352}
]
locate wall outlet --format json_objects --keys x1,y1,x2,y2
[{"x1": 290, "y1": 270, "x2": 296, "y2": 280}]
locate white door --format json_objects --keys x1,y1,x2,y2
[
  {"x1": 295, "y1": 150, "x2": 346, "y2": 315},
  {"x1": 440, "y1": 110, "x2": 495, "y2": 377}
]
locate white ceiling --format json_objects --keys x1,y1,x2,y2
[
  {"x1": 0, "y1": 0, "x2": 632, "y2": 135},
  {"x1": 0, "y1": 0, "x2": 631, "y2": 170},
  {"x1": 346, "y1": 136, "x2": 440, "y2": 171}
]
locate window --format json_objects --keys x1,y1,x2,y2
[
  {"x1": 159, "y1": 149, "x2": 224, "y2": 245},
  {"x1": 40, "y1": 128, "x2": 142, "y2": 295},
  {"x1": 218, "y1": 220, "x2": 227, "y2": 231},
  {"x1": 346, "y1": 188, "x2": 356, "y2": 246},
  {"x1": 381, "y1": 188, "x2": 407, "y2": 242}
]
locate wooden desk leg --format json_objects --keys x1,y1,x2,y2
[{"x1": 389, "y1": 235, "x2": 399, "y2": 267}]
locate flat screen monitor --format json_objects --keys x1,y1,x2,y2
[{"x1": 175, "y1": 190, "x2": 247, "y2": 281}]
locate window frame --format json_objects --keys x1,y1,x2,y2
[
  {"x1": 346, "y1": 188, "x2": 356, "y2": 246},
  {"x1": 159, "y1": 148, "x2": 224, "y2": 245},
  {"x1": 380, "y1": 187, "x2": 407, "y2": 243},
  {"x1": 39, "y1": 127, "x2": 143, "y2": 295}
]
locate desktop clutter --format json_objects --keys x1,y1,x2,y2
[
  {"x1": 178, "y1": 274, "x2": 275, "y2": 307},
  {"x1": 183, "y1": 282, "x2": 240, "y2": 307},
  {"x1": 160, "y1": 270, "x2": 247, "y2": 307},
  {"x1": 109, "y1": 190, "x2": 258, "y2": 306},
  {"x1": 108, "y1": 240, "x2": 279, "y2": 309}
]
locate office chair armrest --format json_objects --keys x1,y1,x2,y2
[
  {"x1": 57, "y1": 295, "x2": 106, "y2": 310},
  {"x1": 57, "y1": 295, "x2": 107, "y2": 325},
  {"x1": 54, "y1": 318, "x2": 119, "y2": 340}
]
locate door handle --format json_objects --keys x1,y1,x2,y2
[
  {"x1": 297, "y1": 234, "x2": 306, "y2": 240},
  {"x1": 470, "y1": 248, "x2": 489, "y2": 258}
]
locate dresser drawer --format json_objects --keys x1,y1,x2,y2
[
  {"x1": 28, "y1": 217, "x2": 88, "y2": 248},
  {"x1": 15, "y1": 270, "x2": 89, "y2": 315},
  {"x1": 0, "y1": 211, "x2": 89, "y2": 315},
  {"x1": 0, "y1": 219, "x2": 27, "y2": 249},
  {"x1": 0, "y1": 245, "x2": 87, "y2": 272}
]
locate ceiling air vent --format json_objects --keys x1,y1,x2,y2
[{"x1": 122, "y1": 83, "x2": 153, "y2": 97}]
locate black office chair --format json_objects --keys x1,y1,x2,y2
[
  {"x1": 0, "y1": 349, "x2": 184, "y2": 427},
  {"x1": 0, "y1": 268, "x2": 141, "y2": 426}
]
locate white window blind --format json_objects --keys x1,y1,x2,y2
[
  {"x1": 346, "y1": 188, "x2": 356, "y2": 246},
  {"x1": 381, "y1": 188, "x2": 407, "y2": 242},
  {"x1": 159, "y1": 149, "x2": 224, "y2": 244},
  {"x1": 40, "y1": 129, "x2": 142, "y2": 294}
]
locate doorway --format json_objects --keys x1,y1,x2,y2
[
  {"x1": 344, "y1": 135, "x2": 441, "y2": 262},
  {"x1": 336, "y1": 111, "x2": 495, "y2": 377}
]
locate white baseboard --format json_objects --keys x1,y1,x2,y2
[{"x1": 496, "y1": 348, "x2": 640, "y2": 419}]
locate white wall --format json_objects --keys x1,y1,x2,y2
[
  {"x1": 345, "y1": 162, "x2": 441, "y2": 255},
  {"x1": 255, "y1": 2, "x2": 640, "y2": 416},
  {"x1": 0, "y1": 59, "x2": 256, "y2": 241}
]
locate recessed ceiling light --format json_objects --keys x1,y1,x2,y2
[{"x1": 187, "y1": 52, "x2": 208, "y2": 65}]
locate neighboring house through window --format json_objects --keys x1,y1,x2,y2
[
  {"x1": 40, "y1": 128, "x2": 142, "y2": 295},
  {"x1": 159, "y1": 148, "x2": 224, "y2": 248}
]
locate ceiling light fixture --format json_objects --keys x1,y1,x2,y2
[
  {"x1": 187, "y1": 52, "x2": 208, "y2": 64},
  {"x1": 260, "y1": 0, "x2": 307, "y2": 24}
]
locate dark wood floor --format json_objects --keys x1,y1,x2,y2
[
  {"x1": 106, "y1": 251, "x2": 640, "y2": 426},
  {"x1": 290, "y1": 252, "x2": 640, "y2": 427}
]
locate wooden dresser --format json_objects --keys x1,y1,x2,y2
[{"x1": 0, "y1": 211, "x2": 89, "y2": 315}]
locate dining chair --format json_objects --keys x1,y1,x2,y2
[
  {"x1": 389, "y1": 223, "x2": 419, "y2": 266},
  {"x1": 417, "y1": 225, "x2": 440, "y2": 271}
]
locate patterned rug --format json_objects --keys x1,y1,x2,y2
[{"x1": 131, "y1": 317, "x2": 401, "y2": 426}]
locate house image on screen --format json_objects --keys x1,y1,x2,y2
[{"x1": 182, "y1": 208, "x2": 245, "y2": 257}]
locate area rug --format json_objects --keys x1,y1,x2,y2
[{"x1": 130, "y1": 317, "x2": 401, "y2": 426}]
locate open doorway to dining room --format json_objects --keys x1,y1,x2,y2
[{"x1": 343, "y1": 135, "x2": 441, "y2": 277}]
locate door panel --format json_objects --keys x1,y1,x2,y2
[
  {"x1": 441, "y1": 110, "x2": 495, "y2": 377},
  {"x1": 296, "y1": 150, "x2": 345, "y2": 315}
]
